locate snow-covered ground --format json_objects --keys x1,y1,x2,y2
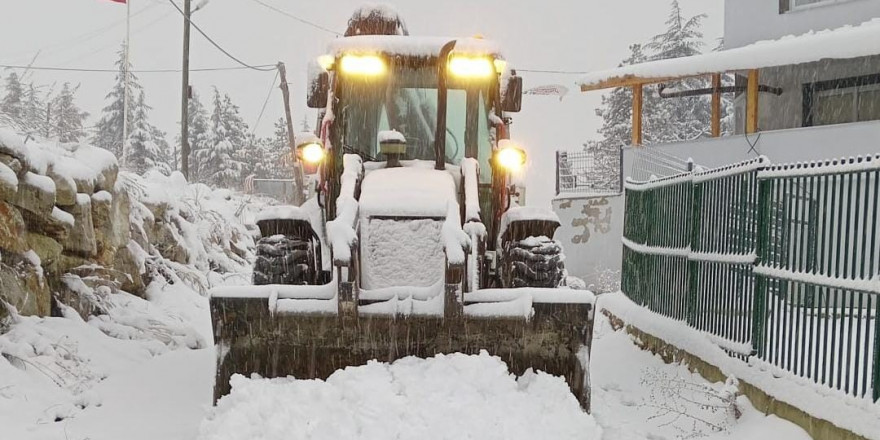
[{"x1": 1, "y1": 289, "x2": 814, "y2": 440}]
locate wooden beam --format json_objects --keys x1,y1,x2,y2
[
  {"x1": 746, "y1": 69, "x2": 759, "y2": 134},
  {"x1": 632, "y1": 83, "x2": 643, "y2": 147},
  {"x1": 580, "y1": 73, "x2": 707, "y2": 92},
  {"x1": 711, "y1": 73, "x2": 722, "y2": 137}
]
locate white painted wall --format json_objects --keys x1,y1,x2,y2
[
  {"x1": 553, "y1": 194, "x2": 624, "y2": 292},
  {"x1": 724, "y1": 0, "x2": 880, "y2": 48},
  {"x1": 623, "y1": 120, "x2": 880, "y2": 174}
]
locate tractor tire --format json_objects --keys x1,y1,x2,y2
[
  {"x1": 252, "y1": 235, "x2": 315, "y2": 285},
  {"x1": 506, "y1": 236, "x2": 565, "y2": 288}
]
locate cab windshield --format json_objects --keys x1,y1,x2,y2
[{"x1": 336, "y1": 62, "x2": 494, "y2": 180}]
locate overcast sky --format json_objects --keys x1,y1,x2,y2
[{"x1": 0, "y1": 0, "x2": 723, "y2": 205}]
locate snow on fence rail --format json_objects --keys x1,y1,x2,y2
[{"x1": 622, "y1": 154, "x2": 880, "y2": 402}]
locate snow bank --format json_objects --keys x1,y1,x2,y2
[
  {"x1": 598, "y1": 292, "x2": 880, "y2": 439},
  {"x1": 0, "y1": 128, "x2": 117, "y2": 188},
  {"x1": 579, "y1": 18, "x2": 880, "y2": 89},
  {"x1": 198, "y1": 351, "x2": 600, "y2": 440}
]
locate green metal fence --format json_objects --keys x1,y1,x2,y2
[{"x1": 621, "y1": 154, "x2": 880, "y2": 402}]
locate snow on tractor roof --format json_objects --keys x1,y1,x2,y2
[
  {"x1": 328, "y1": 35, "x2": 502, "y2": 58},
  {"x1": 578, "y1": 18, "x2": 880, "y2": 91}
]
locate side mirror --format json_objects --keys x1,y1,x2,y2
[
  {"x1": 307, "y1": 71, "x2": 329, "y2": 109},
  {"x1": 502, "y1": 74, "x2": 522, "y2": 113}
]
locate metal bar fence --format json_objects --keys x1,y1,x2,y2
[
  {"x1": 556, "y1": 147, "x2": 623, "y2": 195},
  {"x1": 621, "y1": 154, "x2": 880, "y2": 402}
]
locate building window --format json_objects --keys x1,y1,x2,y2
[
  {"x1": 781, "y1": 0, "x2": 853, "y2": 13},
  {"x1": 803, "y1": 74, "x2": 880, "y2": 127}
]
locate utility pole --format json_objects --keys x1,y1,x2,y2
[
  {"x1": 180, "y1": 0, "x2": 192, "y2": 180},
  {"x1": 277, "y1": 62, "x2": 304, "y2": 206},
  {"x1": 122, "y1": 0, "x2": 131, "y2": 167}
]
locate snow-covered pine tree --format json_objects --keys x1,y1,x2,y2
[
  {"x1": 644, "y1": 0, "x2": 711, "y2": 143},
  {"x1": 21, "y1": 83, "x2": 48, "y2": 135},
  {"x1": 127, "y1": 90, "x2": 171, "y2": 175},
  {"x1": 49, "y1": 83, "x2": 88, "y2": 143},
  {"x1": 1, "y1": 72, "x2": 24, "y2": 122},
  {"x1": 586, "y1": 44, "x2": 655, "y2": 190},
  {"x1": 93, "y1": 45, "x2": 141, "y2": 158},
  {"x1": 199, "y1": 87, "x2": 247, "y2": 188},
  {"x1": 178, "y1": 89, "x2": 211, "y2": 182},
  {"x1": 267, "y1": 117, "x2": 293, "y2": 178}
]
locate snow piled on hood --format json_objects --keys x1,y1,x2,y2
[{"x1": 199, "y1": 351, "x2": 601, "y2": 440}]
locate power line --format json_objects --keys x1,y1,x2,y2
[
  {"x1": 56, "y1": 8, "x2": 176, "y2": 66},
  {"x1": 0, "y1": 2, "x2": 156, "y2": 61},
  {"x1": 249, "y1": 0, "x2": 341, "y2": 36},
  {"x1": 250, "y1": 69, "x2": 280, "y2": 137},
  {"x1": 166, "y1": 0, "x2": 275, "y2": 72},
  {"x1": 0, "y1": 63, "x2": 275, "y2": 73}
]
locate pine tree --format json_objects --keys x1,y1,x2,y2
[
  {"x1": 49, "y1": 83, "x2": 88, "y2": 142},
  {"x1": 93, "y1": 45, "x2": 141, "y2": 158},
  {"x1": 586, "y1": 44, "x2": 654, "y2": 190},
  {"x1": 1, "y1": 72, "x2": 25, "y2": 122},
  {"x1": 199, "y1": 87, "x2": 247, "y2": 187},
  {"x1": 644, "y1": 0, "x2": 712, "y2": 143},
  {"x1": 179, "y1": 90, "x2": 211, "y2": 182},
  {"x1": 267, "y1": 117, "x2": 292, "y2": 178},
  {"x1": 21, "y1": 83, "x2": 48, "y2": 135},
  {"x1": 127, "y1": 91, "x2": 171, "y2": 175}
]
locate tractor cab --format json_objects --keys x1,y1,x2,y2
[{"x1": 306, "y1": 35, "x2": 523, "y2": 239}]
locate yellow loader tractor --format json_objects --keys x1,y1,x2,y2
[{"x1": 210, "y1": 7, "x2": 595, "y2": 411}]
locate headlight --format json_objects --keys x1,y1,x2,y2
[
  {"x1": 493, "y1": 59, "x2": 507, "y2": 74},
  {"x1": 317, "y1": 54, "x2": 335, "y2": 71},
  {"x1": 298, "y1": 143, "x2": 326, "y2": 164},
  {"x1": 339, "y1": 54, "x2": 386, "y2": 76},
  {"x1": 448, "y1": 56, "x2": 495, "y2": 78},
  {"x1": 496, "y1": 144, "x2": 526, "y2": 172}
]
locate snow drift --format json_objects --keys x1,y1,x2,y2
[{"x1": 198, "y1": 351, "x2": 601, "y2": 440}]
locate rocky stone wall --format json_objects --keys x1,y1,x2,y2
[{"x1": 0, "y1": 134, "x2": 190, "y2": 321}]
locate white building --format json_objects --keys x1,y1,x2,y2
[{"x1": 554, "y1": 0, "x2": 880, "y2": 289}]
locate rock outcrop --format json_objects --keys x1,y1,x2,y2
[
  {"x1": 0, "y1": 131, "x2": 140, "y2": 317},
  {"x1": 0, "y1": 128, "x2": 259, "y2": 321}
]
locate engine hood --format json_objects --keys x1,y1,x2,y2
[{"x1": 358, "y1": 167, "x2": 458, "y2": 218}]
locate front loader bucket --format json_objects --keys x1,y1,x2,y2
[{"x1": 210, "y1": 285, "x2": 595, "y2": 412}]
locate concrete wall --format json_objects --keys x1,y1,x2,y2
[
  {"x1": 623, "y1": 119, "x2": 880, "y2": 174},
  {"x1": 724, "y1": 0, "x2": 880, "y2": 49},
  {"x1": 553, "y1": 194, "x2": 624, "y2": 292}
]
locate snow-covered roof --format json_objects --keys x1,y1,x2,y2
[
  {"x1": 328, "y1": 35, "x2": 501, "y2": 58},
  {"x1": 579, "y1": 18, "x2": 880, "y2": 91}
]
